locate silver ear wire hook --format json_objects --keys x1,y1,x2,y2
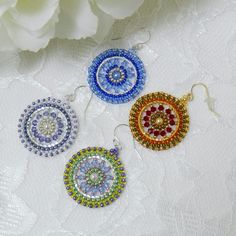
[
  {"x1": 113, "y1": 124, "x2": 129, "y2": 150},
  {"x1": 65, "y1": 85, "x2": 93, "y2": 121},
  {"x1": 190, "y1": 83, "x2": 220, "y2": 117},
  {"x1": 131, "y1": 29, "x2": 151, "y2": 51},
  {"x1": 65, "y1": 85, "x2": 87, "y2": 103},
  {"x1": 84, "y1": 92, "x2": 93, "y2": 122},
  {"x1": 111, "y1": 28, "x2": 151, "y2": 52},
  {"x1": 113, "y1": 123, "x2": 143, "y2": 160}
]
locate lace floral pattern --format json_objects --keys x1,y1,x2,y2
[{"x1": 1, "y1": 0, "x2": 236, "y2": 235}]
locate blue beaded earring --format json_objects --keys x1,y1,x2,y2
[
  {"x1": 87, "y1": 31, "x2": 150, "y2": 104},
  {"x1": 17, "y1": 86, "x2": 91, "y2": 157}
]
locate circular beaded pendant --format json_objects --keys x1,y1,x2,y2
[
  {"x1": 129, "y1": 92, "x2": 190, "y2": 150},
  {"x1": 18, "y1": 97, "x2": 78, "y2": 157},
  {"x1": 88, "y1": 48, "x2": 146, "y2": 104},
  {"x1": 64, "y1": 147, "x2": 126, "y2": 208}
]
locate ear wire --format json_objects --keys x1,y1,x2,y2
[
  {"x1": 111, "y1": 28, "x2": 151, "y2": 51},
  {"x1": 65, "y1": 85, "x2": 87, "y2": 103},
  {"x1": 190, "y1": 83, "x2": 220, "y2": 117},
  {"x1": 84, "y1": 92, "x2": 93, "y2": 122},
  {"x1": 113, "y1": 123, "x2": 143, "y2": 160},
  {"x1": 65, "y1": 85, "x2": 94, "y2": 122},
  {"x1": 131, "y1": 29, "x2": 151, "y2": 51}
]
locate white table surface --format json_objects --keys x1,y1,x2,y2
[{"x1": 1, "y1": 0, "x2": 236, "y2": 235}]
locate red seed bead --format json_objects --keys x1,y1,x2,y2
[
  {"x1": 166, "y1": 127, "x2": 172, "y2": 133},
  {"x1": 160, "y1": 131, "x2": 166, "y2": 136},
  {"x1": 148, "y1": 128, "x2": 154, "y2": 134},
  {"x1": 169, "y1": 120, "x2": 175, "y2": 126},
  {"x1": 146, "y1": 110, "x2": 151, "y2": 116},
  {"x1": 166, "y1": 109, "x2": 171, "y2": 114},
  {"x1": 143, "y1": 116, "x2": 149, "y2": 121},
  {"x1": 158, "y1": 105, "x2": 164, "y2": 111},
  {"x1": 144, "y1": 122, "x2": 150, "y2": 127},
  {"x1": 154, "y1": 131, "x2": 159, "y2": 136},
  {"x1": 151, "y1": 106, "x2": 157, "y2": 112},
  {"x1": 169, "y1": 114, "x2": 175, "y2": 119}
]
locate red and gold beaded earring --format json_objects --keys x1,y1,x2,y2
[{"x1": 129, "y1": 83, "x2": 219, "y2": 151}]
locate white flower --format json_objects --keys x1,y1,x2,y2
[{"x1": 0, "y1": 0, "x2": 144, "y2": 52}]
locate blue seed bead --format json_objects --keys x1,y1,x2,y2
[
  {"x1": 88, "y1": 48, "x2": 146, "y2": 104},
  {"x1": 18, "y1": 97, "x2": 78, "y2": 157}
]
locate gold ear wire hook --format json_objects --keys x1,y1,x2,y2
[
  {"x1": 113, "y1": 124, "x2": 143, "y2": 160},
  {"x1": 190, "y1": 83, "x2": 220, "y2": 117}
]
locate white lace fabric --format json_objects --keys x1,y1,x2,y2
[{"x1": 1, "y1": 0, "x2": 236, "y2": 235}]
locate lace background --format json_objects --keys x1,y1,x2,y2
[{"x1": 1, "y1": 0, "x2": 236, "y2": 235}]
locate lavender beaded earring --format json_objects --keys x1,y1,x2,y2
[
  {"x1": 17, "y1": 86, "x2": 91, "y2": 157},
  {"x1": 87, "y1": 31, "x2": 151, "y2": 104}
]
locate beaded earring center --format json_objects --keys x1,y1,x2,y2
[{"x1": 108, "y1": 67, "x2": 125, "y2": 83}]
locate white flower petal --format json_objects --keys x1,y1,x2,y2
[
  {"x1": 90, "y1": 1, "x2": 114, "y2": 43},
  {"x1": 0, "y1": 0, "x2": 17, "y2": 17},
  {"x1": 96, "y1": 0, "x2": 144, "y2": 19},
  {"x1": 0, "y1": 21, "x2": 16, "y2": 51},
  {"x1": 55, "y1": 0, "x2": 98, "y2": 39},
  {"x1": 0, "y1": 0, "x2": 143, "y2": 51},
  {"x1": 7, "y1": 0, "x2": 59, "y2": 31},
  {"x1": 2, "y1": 9, "x2": 59, "y2": 52}
]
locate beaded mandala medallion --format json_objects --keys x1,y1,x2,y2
[
  {"x1": 88, "y1": 48, "x2": 146, "y2": 104},
  {"x1": 129, "y1": 92, "x2": 190, "y2": 151},
  {"x1": 64, "y1": 147, "x2": 126, "y2": 208},
  {"x1": 18, "y1": 97, "x2": 78, "y2": 157}
]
